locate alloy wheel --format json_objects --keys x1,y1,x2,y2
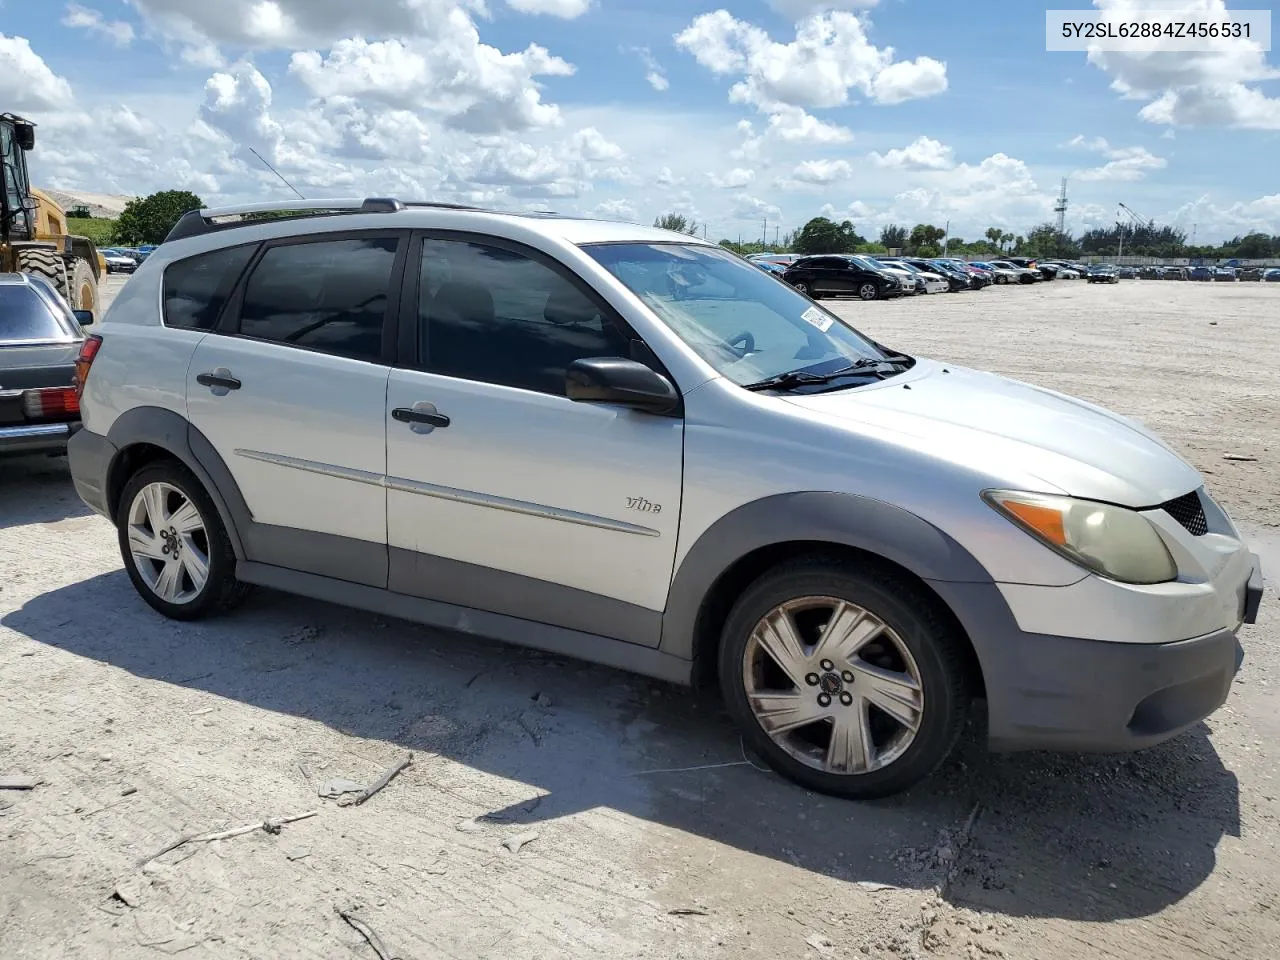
[
  {"x1": 742, "y1": 596, "x2": 924, "y2": 775},
  {"x1": 858, "y1": 283, "x2": 878, "y2": 301},
  {"x1": 126, "y1": 481, "x2": 210, "y2": 605}
]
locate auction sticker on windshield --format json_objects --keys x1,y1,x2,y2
[{"x1": 801, "y1": 306, "x2": 833, "y2": 332}]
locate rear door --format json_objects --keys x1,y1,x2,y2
[{"x1": 183, "y1": 232, "x2": 406, "y2": 586}]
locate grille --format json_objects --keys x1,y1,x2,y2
[{"x1": 1161, "y1": 491, "x2": 1208, "y2": 536}]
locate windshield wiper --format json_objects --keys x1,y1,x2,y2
[{"x1": 742, "y1": 356, "x2": 905, "y2": 392}]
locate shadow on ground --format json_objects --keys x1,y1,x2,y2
[
  {"x1": 4, "y1": 562, "x2": 1239, "y2": 924},
  {"x1": 0, "y1": 454, "x2": 90, "y2": 529}
]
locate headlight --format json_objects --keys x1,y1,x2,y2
[{"x1": 982, "y1": 490, "x2": 1177, "y2": 584}]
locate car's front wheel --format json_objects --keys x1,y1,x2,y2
[
  {"x1": 857, "y1": 282, "x2": 879, "y2": 301},
  {"x1": 117, "y1": 461, "x2": 250, "y2": 620},
  {"x1": 718, "y1": 559, "x2": 969, "y2": 799}
]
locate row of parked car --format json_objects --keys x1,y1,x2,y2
[
  {"x1": 747, "y1": 253, "x2": 1094, "y2": 301},
  {"x1": 1132, "y1": 264, "x2": 1280, "y2": 282},
  {"x1": 99, "y1": 245, "x2": 158, "y2": 274}
]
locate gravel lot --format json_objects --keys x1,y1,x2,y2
[{"x1": 1, "y1": 275, "x2": 1277, "y2": 959}]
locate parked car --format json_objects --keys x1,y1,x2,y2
[
  {"x1": 1264, "y1": 268, "x2": 1280, "y2": 282},
  {"x1": 935, "y1": 259, "x2": 991, "y2": 287},
  {"x1": 1189, "y1": 265, "x2": 1213, "y2": 281},
  {"x1": 853, "y1": 257, "x2": 920, "y2": 294},
  {"x1": 989, "y1": 260, "x2": 1039, "y2": 283},
  {"x1": 1006, "y1": 257, "x2": 1057, "y2": 280},
  {"x1": 1117, "y1": 266, "x2": 1137, "y2": 279},
  {"x1": 878, "y1": 259, "x2": 950, "y2": 294},
  {"x1": 1087, "y1": 264, "x2": 1119, "y2": 283},
  {"x1": 66, "y1": 197, "x2": 1265, "y2": 800},
  {"x1": 782, "y1": 255, "x2": 907, "y2": 300},
  {"x1": 1, "y1": 272, "x2": 93, "y2": 457},
  {"x1": 1138, "y1": 265, "x2": 1160, "y2": 279},
  {"x1": 906, "y1": 258, "x2": 971, "y2": 291},
  {"x1": 1238, "y1": 267, "x2": 1264, "y2": 281},
  {"x1": 1043, "y1": 263, "x2": 1081, "y2": 279},
  {"x1": 100, "y1": 248, "x2": 139, "y2": 274},
  {"x1": 1213, "y1": 266, "x2": 1238, "y2": 282},
  {"x1": 752, "y1": 259, "x2": 788, "y2": 276},
  {"x1": 970, "y1": 261, "x2": 1021, "y2": 285}
]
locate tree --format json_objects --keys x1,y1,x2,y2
[
  {"x1": 907, "y1": 224, "x2": 945, "y2": 254},
  {"x1": 879, "y1": 224, "x2": 907, "y2": 250},
  {"x1": 1023, "y1": 222, "x2": 1081, "y2": 259},
  {"x1": 114, "y1": 190, "x2": 204, "y2": 244},
  {"x1": 1231, "y1": 232, "x2": 1275, "y2": 259},
  {"x1": 654, "y1": 213, "x2": 700, "y2": 236},
  {"x1": 916, "y1": 242, "x2": 941, "y2": 258},
  {"x1": 984, "y1": 227, "x2": 1004, "y2": 249},
  {"x1": 793, "y1": 217, "x2": 865, "y2": 254},
  {"x1": 1000, "y1": 231, "x2": 1015, "y2": 252}
]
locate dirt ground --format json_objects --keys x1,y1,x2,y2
[{"x1": 1, "y1": 276, "x2": 1277, "y2": 959}]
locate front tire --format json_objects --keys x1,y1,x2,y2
[
  {"x1": 117, "y1": 461, "x2": 250, "y2": 620},
  {"x1": 718, "y1": 558, "x2": 969, "y2": 799},
  {"x1": 858, "y1": 282, "x2": 879, "y2": 301}
]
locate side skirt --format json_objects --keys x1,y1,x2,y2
[{"x1": 235, "y1": 561, "x2": 695, "y2": 686}]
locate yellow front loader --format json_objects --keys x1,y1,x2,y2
[{"x1": 1, "y1": 112, "x2": 103, "y2": 313}]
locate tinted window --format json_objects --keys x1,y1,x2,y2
[
  {"x1": 418, "y1": 239, "x2": 631, "y2": 396},
  {"x1": 239, "y1": 237, "x2": 397, "y2": 362},
  {"x1": 0, "y1": 284, "x2": 74, "y2": 343},
  {"x1": 164, "y1": 244, "x2": 256, "y2": 330}
]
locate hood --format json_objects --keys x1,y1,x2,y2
[{"x1": 782, "y1": 359, "x2": 1201, "y2": 507}]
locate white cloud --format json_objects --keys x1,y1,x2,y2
[
  {"x1": 591, "y1": 198, "x2": 637, "y2": 221},
  {"x1": 1065, "y1": 134, "x2": 1167, "y2": 181},
  {"x1": 506, "y1": 0, "x2": 593, "y2": 17},
  {"x1": 790, "y1": 158, "x2": 853, "y2": 183},
  {"x1": 766, "y1": 106, "x2": 853, "y2": 143},
  {"x1": 710, "y1": 168, "x2": 756, "y2": 188},
  {"x1": 0, "y1": 34, "x2": 75, "y2": 110},
  {"x1": 869, "y1": 135, "x2": 954, "y2": 170},
  {"x1": 1085, "y1": 0, "x2": 1280, "y2": 130},
  {"x1": 63, "y1": 3, "x2": 135, "y2": 46},
  {"x1": 571, "y1": 127, "x2": 625, "y2": 162},
  {"x1": 1166, "y1": 192, "x2": 1280, "y2": 236},
  {"x1": 676, "y1": 10, "x2": 947, "y2": 111},
  {"x1": 626, "y1": 46, "x2": 669, "y2": 91},
  {"x1": 730, "y1": 193, "x2": 782, "y2": 222},
  {"x1": 288, "y1": 33, "x2": 574, "y2": 134},
  {"x1": 656, "y1": 166, "x2": 677, "y2": 186}
]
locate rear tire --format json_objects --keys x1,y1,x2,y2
[
  {"x1": 15, "y1": 246, "x2": 69, "y2": 300},
  {"x1": 718, "y1": 558, "x2": 969, "y2": 799},
  {"x1": 117, "y1": 461, "x2": 251, "y2": 621},
  {"x1": 66, "y1": 258, "x2": 98, "y2": 312}
]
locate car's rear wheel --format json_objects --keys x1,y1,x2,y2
[
  {"x1": 857, "y1": 282, "x2": 879, "y2": 301},
  {"x1": 718, "y1": 559, "x2": 969, "y2": 799},
  {"x1": 117, "y1": 461, "x2": 250, "y2": 620}
]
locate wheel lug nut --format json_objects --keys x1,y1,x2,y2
[
  {"x1": 817, "y1": 693, "x2": 831, "y2": 707},
  {"x1": 842, "y1": 671, "x2": 855, "y2": 683},
  {"x1": 839, "y1": 692, "x2": 853, "y2": 706},
  {"x1": 820, "y1": 659, "x2": 834, "y2": 671},
  {"x1": 805, "y1": 673, "x2": 820, "y2": 686}
]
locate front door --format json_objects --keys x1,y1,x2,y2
[
  {"x1": 184, "y1": 233, "x2": 404, "y2": 586},
  {"x1": 384, "y1": 235, "x2": 684, "y2": 646}
]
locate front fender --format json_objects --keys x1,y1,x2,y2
[{"x1": 659, "y1": 491, "x2": 994, "y2": 661}]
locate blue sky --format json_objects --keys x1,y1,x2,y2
[{"x1": 2, "y1": 0, "x2": 1278, "y2": 243}]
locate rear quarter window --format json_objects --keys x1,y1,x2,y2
[
  {"x1": 163, "y1": 244, "x2": 257, "y2": 330},
  {"x1": 0, "y1": 285, "x2": 75, "y2": 343}
]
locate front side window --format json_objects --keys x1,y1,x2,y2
[
  {"x1": 418, "y1": 238, "x2": 632, "y2": 396},
  {"x1": 238, "y1": 236, "x2": 397, "y2": 362},
  {"x1": 163, "y1": 244, "x2": 256, "y2": 331},
  {"x1": 583, "y1": 243, "x2": 890, "y2": 387}
]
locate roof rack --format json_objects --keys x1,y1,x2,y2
[{"x1": 162, "y1": 197, "x2": 485, "y2": 244}]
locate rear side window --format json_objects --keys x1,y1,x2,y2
[
  {"x1": 237, "y1": 237, "x2": 397, "y2": 363},
  {"x1": 163, "y1": 244, "x2": 256, "y2": 331}
]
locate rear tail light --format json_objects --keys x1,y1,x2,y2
[
  {"x1": 74, "y1": 334, "x2": 103, "y2": 399},
  {"x1": 22, "y1": 386, "x2": 80, "y2": 420}
]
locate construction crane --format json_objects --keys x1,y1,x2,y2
[{"x1": 1116, "y1": 202, "x2": 1154, "y2": 258}]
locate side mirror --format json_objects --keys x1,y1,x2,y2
[
  {"x1": 73, "y1": 310, "x2": 94, "y2": 326},
  {"x1": 14, "y1": 122, "x2": 35, "y2": 151},
  {"x1": 566, "y1": 358, "x2": 679, "y2": 415}
]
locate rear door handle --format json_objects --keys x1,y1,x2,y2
[
  {"x1": 392, "y1": 407, "x2": 450, "y2": 428},
  {"x1": 196, "y1": 371, "x2": 241, "y2": 391}
]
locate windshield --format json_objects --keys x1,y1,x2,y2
[
  {"x1": 847, "y1": 255, "x2": 883, "y2": 272},
  {"x1": 884, "y1": 260, "x2": 922, "y2": 274},
  {"x1": 583, "y1": 242, "x2": 891, "y2": 386},
  {"x1": 0, "y1": 284, "x2": 76, "y2": 343}
]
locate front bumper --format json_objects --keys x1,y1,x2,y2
[
  {"x1": 930, "y1": 555, "x2": 1263, "y2": 753},
  {"x1": 0, "y1": 421, "x2": 74, "y2": 457}
]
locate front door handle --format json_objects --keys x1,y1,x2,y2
[
  {"x1": 196, "y1": 370, "x2": 241, "y2": 391},
  {"x1": 392, "y1": 407, "x2": 450, "y2": 428}
]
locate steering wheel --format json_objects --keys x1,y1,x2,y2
[{"x1": 727, "y1": 330, "x2": 756, "y2": 357}]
